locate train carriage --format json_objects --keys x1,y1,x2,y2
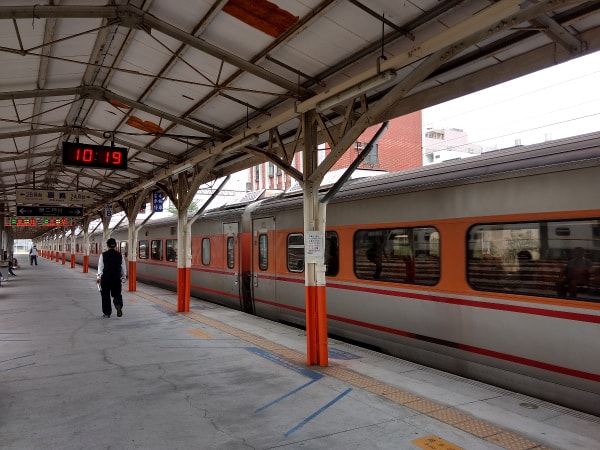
[{"x1": 70, "y1": 132, "x2": 600, "y2": 415}]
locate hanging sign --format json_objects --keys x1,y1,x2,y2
[
  {"x1": 17, "y1": 206, "x2": 83, "y2": 217},
  {"x1": 152, "y1": 191, "x2": 164, "y2": 212},
  {"x1": 16, "y1": 189, "x2": 97, "y2": 206}
]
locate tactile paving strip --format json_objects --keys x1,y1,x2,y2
[
  {"x1": 137, "y1": 290, "x2": 550, "y2": 450},
  {"x1": 486, "y1": 432, "x2": 545, "y2": 450}
]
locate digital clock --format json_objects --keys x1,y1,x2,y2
[{"x1": 62, "y1": 142, "x2": 128, "y2": 170}]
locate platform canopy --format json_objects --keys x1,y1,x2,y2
[{"x1": 1, "y1": 0, "x2": 600, "y2": 239}]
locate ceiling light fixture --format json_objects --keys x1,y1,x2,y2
[
  {"x1": 171, "y1": 163, "x2": 193, "y2": 175},
  {"x1": 315, "y1": 70, "x2": 397, "y2": 112},
  {"x1": 222, "y1": 134, "x2": 259, "y2": 153}
]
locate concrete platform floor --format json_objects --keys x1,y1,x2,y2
[{"x1": 1, "y1": 256, "x2": 599, "y2": 449}]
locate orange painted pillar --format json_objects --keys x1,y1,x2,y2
[
  {"x1": 177, "y1": 267, "x2": 191, "y2": 312},
  {"x1": 70, "y1": 253, "x2": 75, "y2": 268},
  {"x1": 83, "y1": 255, "x2": 89, "y2": 273},
  {"x1": 128, "y1": 261, "x2": 137, "y2": 292},
  {"x1": 305, "y1": 285, "x2": 318, "y2": 365},
  {"x1": 61, "y1": 252, "x2": 66, "y2": 265},
  {"x1": 316, "y1": 285, "x2": 328, "y2": 366}
]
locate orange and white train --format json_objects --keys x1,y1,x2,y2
[{"x1": 70, "y1": 132, "x2": 600, "y2": 416}]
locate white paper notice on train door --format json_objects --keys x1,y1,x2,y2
[{"x1": 305, "y1": 231, "x2": 325, "y2": 264}]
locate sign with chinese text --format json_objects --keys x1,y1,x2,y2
[
  {"x1": 17, "y1": 206, "x2": 83, "y2": 217},
  {"x1": 304, "y1": 231, "x2": 324, "y2": 263},
  {"x1": 16, "y1": 189, "x2": 96, "y2": 206},
  {"x1": 152, "y1": 191, "x2": 164, "y2": 212}
]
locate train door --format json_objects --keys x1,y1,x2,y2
[
  {"x1": 223, "y1": 222, "x2": 242, "y2": 310},
  {"x1": 251, "y1": 216, "x2": 279, "y2": 319}
]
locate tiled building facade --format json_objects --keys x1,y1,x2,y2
[{"x1": 249, "y1": 111, "x2": 422, "y2": 190}]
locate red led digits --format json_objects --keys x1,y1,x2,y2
[{"x1": 63, "y1": 142, "x2": 127, "y2": 169}]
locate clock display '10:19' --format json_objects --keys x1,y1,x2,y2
[{"x1": 62, "y1": 142, "x2": 128, "y2": 170}]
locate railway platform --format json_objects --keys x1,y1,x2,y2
[{"x1": 1, "y1": 255, "x2": 599, "y2": 450}]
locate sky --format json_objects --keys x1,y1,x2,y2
[{"x1": 422, "y1": 50, "x2": 600, "y2": 150}]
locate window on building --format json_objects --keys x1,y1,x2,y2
[{"x1": 364, "y1": 143, "x2": 379, "y2": 166}]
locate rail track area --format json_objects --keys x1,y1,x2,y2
[{"x1": 1, "y1": 256, "x2": 598, "y2": 450}]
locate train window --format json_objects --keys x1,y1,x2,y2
[
  {"x1": 166, "y1": 239, "x2": 177, "y2": 262},
  {"x1": 467, "y1": 219, "x2": 600, "y2": 302},
  {"x1": 227, "y1": 237, "x2": 235, "y2": 269},
  {"x1": 139, "y1": 240, "x2": 148, "y2": 259},
  {"x1": 287, "y1": 233, "x2": 304, "y2": 273},
  {"x1": 325, "y1": 231, "x2": 339, "y2": 277},
  {"x1": 354, "y1": 227, "x2": 440, "y2": 285},
  {"x1": 119, "y1": 241, "x2": 128, "y2": 257},
  {"x1": 151, "y1": 239, "x2": 163, "y2": 261},
  {"x1": 258, "y1": 234, "x2": 268, "y2": 271},
  {"x1": 201, "y1": 238, "x2": 210, "y2": 265}
]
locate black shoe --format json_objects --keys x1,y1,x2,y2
[
  {"x1": 116, "y1": 307, "x2": 122, "y2": 317},
  {"x1": 103, "y1": 314, "x2": 110, "y2": 318}
]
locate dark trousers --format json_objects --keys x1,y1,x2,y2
[{"x1": 100, "y1": 279, "x2": 123, "y2": 316}]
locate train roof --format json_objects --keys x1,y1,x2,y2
[
  {"x1": 254, "y1": 131, "x2": 600, "y2": 212},
  {"x1": 88, "y1": 131, "x2": 600, "y2": 233}
]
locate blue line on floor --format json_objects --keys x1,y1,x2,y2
[
  {"x1": 255, "y1": 379, "x2": 319, "y2": 414},
  {"x1": 245, "y1": 347, "x2": 323, "y2": 380},
  {"x1": 284, "y1": 388, "x2": 353, "y2": 437}
]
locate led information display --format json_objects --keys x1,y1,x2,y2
[{"x1": 62, "y1": 142, "x2": 127, "y2": 169}]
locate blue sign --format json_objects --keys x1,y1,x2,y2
[{"x1": 152, "y1": 191, "x2": 164, "y2": 212}]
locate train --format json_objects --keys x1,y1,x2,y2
[{"x1": 61, "y1": 132, "x2": 600, "y2": 416}]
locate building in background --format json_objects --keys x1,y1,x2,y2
[
  {"x1": 249, "y1": 112, "x2": 423, "y2": 190},
  {"x1": 422, "y1": 127, "x2": 497, "y2": 165}
]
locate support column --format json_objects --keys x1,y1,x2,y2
[
  {"x1": 128, "y1": 222, "x2": 138, "y2": 292},
  {"x1": 121, "y1": 192, "x2": 148, "y2": 293},
  {"x1": 70, "y1": 225, "x2": 76, "y2": 268},
  {"x1": 176, "y1": 180, "x2": 192, "y2": 312},
  {"x1": 82, "y1": 217, "x2": 91, "y2": 273},
  {"x1": 61, "y1": 232, "x2": 67, "y2": 265},
  {"x1": 302, "y1": 111, "x2": 328, "y2": 367}
]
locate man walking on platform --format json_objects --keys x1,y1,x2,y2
[
  {"x1": 96, "y1": 238, "x2": 127, "y2": 318},
  {"x1": 29, "y1": 245, "x2": 38, "y2": 265}
]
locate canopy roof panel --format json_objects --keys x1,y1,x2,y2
[{"x1": 1, "y1": 0, "x2": 600, "y2": 238}]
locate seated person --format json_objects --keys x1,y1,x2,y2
[
  {"x1": 557, "y1": 247, "x2": 593, "y2": 298},
  {"x1": 8, "y1": 259, "x2": 17, "y2": 277}
]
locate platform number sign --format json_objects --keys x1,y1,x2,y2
[
  {"x1": 105, "y1": 204, "x2": 112, "y2": 217},
  {"x1": 152, "y1": 191, "x2": 164, "y2": 212}
]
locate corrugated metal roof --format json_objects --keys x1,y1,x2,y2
[{"x1": 2, "y1": 0, "x2": 600, "y2": 238}]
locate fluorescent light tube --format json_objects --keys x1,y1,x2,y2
[{"x1": 316, "y1": 70, "x2": 397, "y2": 112}]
